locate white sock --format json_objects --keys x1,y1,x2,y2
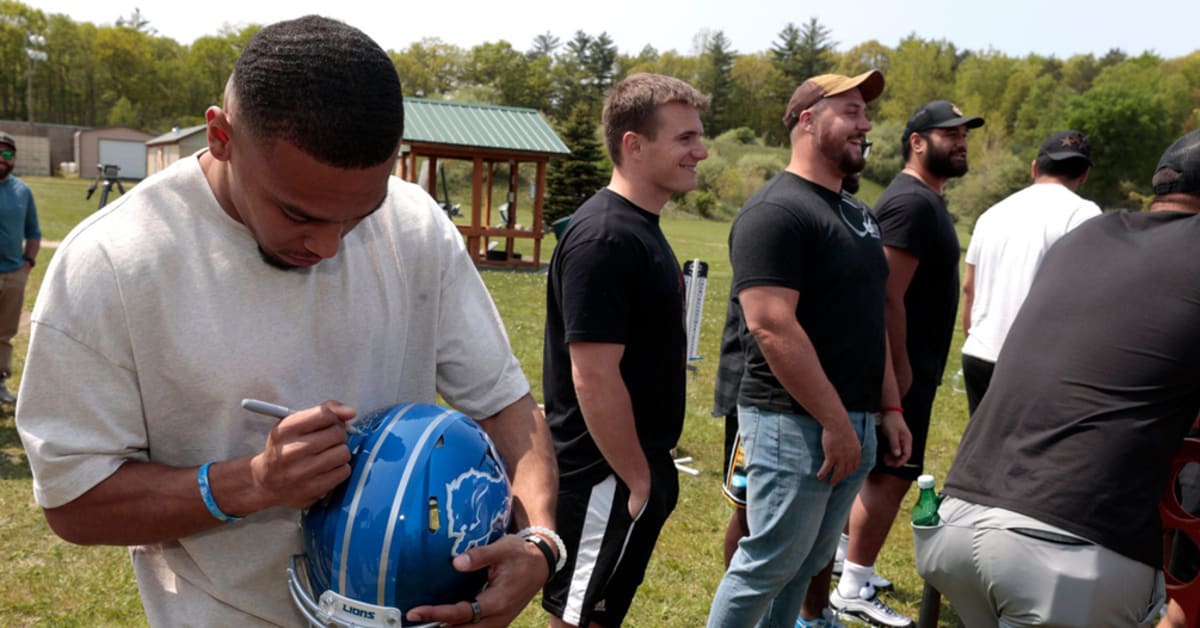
[
  {"x1": 835, "y1": 532, "x2": 849, "y2": 562},
  {"x1": 837, "y1": 560, "x2": 874, "y2": 598}
]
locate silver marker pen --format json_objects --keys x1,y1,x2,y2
[{"x1": 241, "y1": 398, "x2": 363, "y2": 434}]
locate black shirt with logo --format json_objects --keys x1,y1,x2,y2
[{"x1": 731, "y1": 172, "x2": 888, "y2": 416}]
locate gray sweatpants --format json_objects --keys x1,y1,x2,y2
[{"x1": 913, "y1": 495, "x2": 1165, "y2": 627}]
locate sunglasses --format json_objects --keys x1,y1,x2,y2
[{"x1": 0, "y1": 150, "x2": 13, "y2": 160}]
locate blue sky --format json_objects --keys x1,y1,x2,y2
[{"x1": 34, "y1": 0, "x2": 1200, "y2": 61}]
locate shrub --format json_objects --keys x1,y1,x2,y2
[{"x1": 715, "y1": 127, "x2": 760, "y2": 145}]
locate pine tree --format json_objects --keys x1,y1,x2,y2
[
  {"x1": 545, "y1": 103, "x2": 608, "y2": 225},
  {"x1": 772, "y1": 18, "x2": 835, "y2": 84},
  {"x1": 699, "y1": 31, "x2": 737, "y2": 137}
]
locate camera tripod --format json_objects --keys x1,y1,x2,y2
[{"x1": 86, "y1": 164, "x2": 126, "y2": 209}]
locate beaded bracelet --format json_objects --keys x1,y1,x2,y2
[
  {"x1": 198, "y1": 462, "x2": 241, "y2": 523},
  {"x1": 516, "y1": 526, "x2": 567, "y2": 572}
]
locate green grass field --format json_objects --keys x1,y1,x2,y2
[{"x1": 0, "y1": 176, "x2": 969, "y2": 626}]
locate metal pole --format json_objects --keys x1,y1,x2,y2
[
  {"x1": 26, "y1": 55, "x2": 34, "y2": 123},
  {"x1": 917, "y1": 582, "x2": 942, "y2": 628},
  {"x1": 25, "y1": 33, "x2": 47, "y2": 124}
]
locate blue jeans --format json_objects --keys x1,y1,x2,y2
[{"x1": 707, "y1": 405, "x2": 878, "y2": 628}]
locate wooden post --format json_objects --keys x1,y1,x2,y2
[
  {"x1": 485, "y1": 161, "x2": 495, "y2": 256},
  {"x1": 470, "y1": 156, "x2": 483, "y2": 262},
  {"x1": 424, "y1": 157, "x2": 438, "y2": 198},
  {"x1": 533, "y1": 159, "x2": 547, "y2": 266},
  {"x1": 506, "y1": 160, "x2": 519, "y2": 259}
]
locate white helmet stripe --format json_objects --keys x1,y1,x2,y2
[
  {"x1": 376, "y1": 407, "x2": 460, "y2": 603},
  {"x1": 337, "y1": 403, "x2": 417, "y2": 596}
]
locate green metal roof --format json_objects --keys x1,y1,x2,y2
[
  {"x1": 145, "y1": 124, "x2": 207, "y2": 146},
  {"x1": 403, "y1": 98, "x2": 569, "y2": 155}
]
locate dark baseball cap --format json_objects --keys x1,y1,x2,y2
[
  {"x1": 904, "y1": 100, "x2": 984, "y2": 138},
  {"x1": 0, "y1": 132, "x2": 14, "y2": 150},
  {"x1": 783, "y1": 70, "x2": 885, "y2": 131},
  {"x1": 1153, "y1": 130, "x2": 1200, "y2": 196},
  {"x1": 1038, "y1": 130, "x2": 1092, "y2": 165}
]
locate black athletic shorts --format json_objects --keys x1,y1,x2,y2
[
  {"x1": 961, "y1": 354, "x2": 995, "y2": 416},
  {"x1": 541, "y1": 454, "x2": 679, "y2": 626},
  {"x1": 873, "y1": 377, "x2": 937, "y2": 481}
]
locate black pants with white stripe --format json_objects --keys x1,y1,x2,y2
[{"x1": 542, "y1": 453, "x2": 679, "y2": 627}]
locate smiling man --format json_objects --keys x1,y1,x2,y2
[
  {"x1": 834, "y1": 100, "x2": 983, "y2": 627},
  {"x1": 706, "y1": 70, "x2": 911, "y2": 628},
  {"x1": 542, "y1": 73, "x2": 708, "y2": 627},
  {"x1": 16, "y1": 16, "x2": 558, "y2": 627}
]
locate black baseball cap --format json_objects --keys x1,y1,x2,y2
[
  {"x1": 1153, "y1": 130, "x2": 1200, "y2": 196},
  {"x1": 1038, "y1": 130, "x2": 1092, "y2": 166},
  {"x1": 903, "y1": 100, "x2": 984, "y2": 139},
  {"x1": 0, "y1": 132, "x2": 14, "y2": 150}
]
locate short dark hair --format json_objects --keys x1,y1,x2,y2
[
  {"x1": 602, "y1": 73, "x2": 708, "y2": 167},
  {"x1": 230, "y1": 15, "x2": 403, "y2": 168},
  {"x1": 1035, "y1": 154, "x2": 1090, "y2": 179},
  {"x1": 901, "y1": 130, "x2": 927, "y2": 163}
]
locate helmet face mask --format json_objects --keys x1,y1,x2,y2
[{"x1": 289, "y1": 403, "x2": 512, "y2": 627}]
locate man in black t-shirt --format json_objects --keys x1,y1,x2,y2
[
  {"x1": 834, "y1": 101, "x2": 982, "y2": 626},
  {"x1": 914, "y1": 130, "x2": 1200, "y2": 627},
  {"x1": 541, "y1": 73, "x2": 708, "y2": 628},
  {"x1": 707, "y1": 70, "x2": 911, "y2": 628},
  {"x1": 713, "y1": 175, "x2": 869, "y2": 627}
]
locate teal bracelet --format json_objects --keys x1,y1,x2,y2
[{"x1": 198, "y1": 462, "x2": 241, "y2": 523}]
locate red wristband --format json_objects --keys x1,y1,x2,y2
[{"x1": 881, "y1": 407, "x2": 904, "y2": 414}]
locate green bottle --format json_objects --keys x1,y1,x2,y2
[{"x1": 911, "y1": 474, "x2": 942, "y2": 527}]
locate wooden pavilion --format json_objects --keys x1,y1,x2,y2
[{"x1": 396, "y1": 98, "x2": 570, "y2": 268}]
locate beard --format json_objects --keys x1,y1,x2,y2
[
  {"x1": 842, "y1": 175, "x2": 861, "y2": 195},
  {"x1": 924, "y1": 142, "x2": 968, "y2": 178},
  {"x1": 0, "y1": 163, "x2": 11, "y2": 179},
  {"x1": 258, "y1": 245, "x2": 307, "y2": 271},
  {"x1": 814, "y1": 122, "x2": 866, "y2": 175}
]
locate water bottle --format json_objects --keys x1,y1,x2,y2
[{"x1": 911, "y1": 474, "x2": 942, "y2": 527}]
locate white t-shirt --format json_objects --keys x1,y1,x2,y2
[
  {"x1": 16, "y1": 154, "x2": 529, "y2": 626},
  {"x1": 962, "y1": 182, "x2": 1101, "y2": 362}
]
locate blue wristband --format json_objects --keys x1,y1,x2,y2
[{"x1": 198, "y1": 462, "x2": 241, "y2": 523}]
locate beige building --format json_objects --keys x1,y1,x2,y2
[
  {"x1": 75, "y1": 126, "x2": 156, "y2": 180},
  {"x1": 0, "y1": 133, "x2": 51, "y2": 177},
  {"x1": 145, "y1": 125, "x2": 207, "y2": 177}
]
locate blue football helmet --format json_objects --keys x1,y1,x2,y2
[{"x1": 288, "y1": 402, "x2": 512, "y2": 627}]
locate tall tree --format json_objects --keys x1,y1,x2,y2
[
  {"x1": 391, "y1": 38, "x2": 465, "y2": 98},
  {"x1": 834, "y1": 39, "x2": 892, "y2": 77},
  {"x1": 878, "y1": 35, "x2": 960, "y2": 123},
  {"x1": 528, "y1": 31, "x2": 559, "y2": 59},
  {"x1": 1064, "y1": 54, "x2": 1189, "y2": 208},
  {"x1": 953, "y1": 49, "x2": 1017, "y2": 136},
  {"x1": 544, "y1": 102, "x2": 607, "y2": 224},
  {"x1": 771, "y1": 18, "x2": 834, "y2": 84},
  {"x1": 729, "y1": 52, "x2": 790, "y2": 145},
  {"x1": 115, "y1": 8, "x2": 154, "y2": 35},
  {"x1": 698, "y1": 30, "x2": 736, "y2": 137}
]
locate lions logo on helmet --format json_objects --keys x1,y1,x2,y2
[
  {"x1": 288, "y1": 403, "x2": 512, "y2": 627},
  {"x1": 447, "y1": 468, "x2": 510, "y2": 556}
]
